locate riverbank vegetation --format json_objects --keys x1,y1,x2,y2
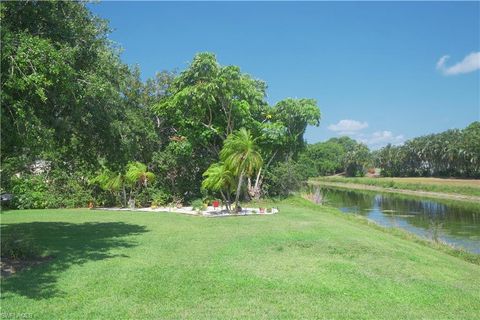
[
  {"x1": 299, "y1": 122, "x2": 480, "y2": 179},
  {"x1": 2, "y1": 199, "x2": 480, "y2": 318},
  {"x1": 311, "y1": 176, "x2": 480, "y2": 198},
  {"x1": 375, "y1": 122, "x2": 480, "y2": 178}
]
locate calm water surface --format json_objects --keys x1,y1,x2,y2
[{"x1": 312, "y1": 186, "x2": 480, "y2": 254}]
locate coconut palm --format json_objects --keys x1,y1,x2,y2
[
  {"x1": 125, "y1": 162, "x2": 155, "y2": 200},
  {"x1": 92, "y1": 169, "x2": 127, "y2": 207},
  {"x1": 220, "y1": 128, "x2": 262, "y2": 210},
  {"x1": 201, "y1": 162, "x2": 235, "y2": 211}
]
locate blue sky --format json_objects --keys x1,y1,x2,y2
[{"x1": 89, "y1": 1, "x2": 480, "y2": 148}]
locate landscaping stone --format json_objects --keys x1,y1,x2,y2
[{"x1": 95, "y1": 206, "x2": 278, "y2": 217}]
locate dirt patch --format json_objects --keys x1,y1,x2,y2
[{"x1": 1, "y1": 256, "x2": 53, "y2": 278}]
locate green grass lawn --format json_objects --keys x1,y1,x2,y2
[
  {"x1": 312, "y1": 176, "x2": 480, "y2": 198},
  {"x1": 1, "y1": 199, "x2": 480, "y2": 319}
]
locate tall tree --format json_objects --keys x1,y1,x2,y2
[{"x1": 220, "y1": 129, "x2": 263, "y2": 210}]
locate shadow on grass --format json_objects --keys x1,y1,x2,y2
[{"x1": 1, "y1": 221, "x2": 148, "y2": 299}]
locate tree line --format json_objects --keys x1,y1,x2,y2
[
  {"x1": 375, "y1": 122, "x2": 480, "y2": 178},
  {"x1": 299, "y1": 122, "x2": 480, "y2": 180}
]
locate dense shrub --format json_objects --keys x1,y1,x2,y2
[
  {"x1": 264, "y1": 160, "x2": 309, "y2": 197},
  {"x1": 150, "y1": 189, "x2": 172, "y2": 207},
  {"x1": 10, "y1": 170, "x2": 92, "y2": 209},
  {"x1": 191, "y1": 199, "x2": 205, "y2": 211}
]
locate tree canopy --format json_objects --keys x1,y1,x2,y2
[{"x1": 1, "y1": 2, "x2": 320, "y2": 208}]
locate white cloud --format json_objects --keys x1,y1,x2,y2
[
  {"x1": 436, "y1": 52, "x2": 480, "y2": 75},
  {"x1": 327, "y1": 119, "x2": 368, "y2": 135},
  {"x1": 328, "y1": 119, "x2": 405, "y2": 148},
  {"x1": 357, "y1": 131, "x2": 405, "y2": 149}
]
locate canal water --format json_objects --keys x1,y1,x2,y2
[{"x1": 310, "y1": 186, "x2": 480, "y2": 254}]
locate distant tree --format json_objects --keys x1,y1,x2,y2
[
  {"x1": 263, "y1": 160, "x2": 309, "y2": 197},
  {"x1": 343, "y1": 143, "x2": 371, "y2": 177},
  {"x1": 375, "y1": 122, "x2": 480, "y2": 178},
  {"x1": 301, "y1": 141, "x2": 345, "y2": 176}
]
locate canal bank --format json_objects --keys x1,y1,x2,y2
[
  {"x1": 309, "y1": 180, "x2": 480, "y2": 203},
  {"x1": 306, "y1": 184, "x2": 480, "y2": 254}
]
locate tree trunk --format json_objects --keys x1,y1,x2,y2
[
  {"x1": 234, "y1": 170, "x2": 245, "y2": 210},
  {"x1": 122, "y1": 185, "x2": 127, "y2": 207},
  {"x1": 247, "y1": 168, "x2": 263, "y2": 200},
  {"x1": 220, "y1": 190, "x2": 230, "y2": 212},
  {"x1": 226, "y1": 191, "x2": 232, "y2": 210}
]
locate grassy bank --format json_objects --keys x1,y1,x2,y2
[
  {"x1": 1, "y1": 200, "x2": 480, "y2": 319},
  {"x1": 311, "y1": 176, "x2": 480, "y2": 199}
]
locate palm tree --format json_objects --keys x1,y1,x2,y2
[
  {"x1": 201, "y1": 162, "x2": 235, "y2": 211},
  {"x1": 220, "y1": 128, "x2": 262, "y2": 210},
  {"x1": 92, "y1": 169, "x2": 127, "y2": 207},
  {"x1": 125, "y1": 162, "x2": 155, "y2": 201}
]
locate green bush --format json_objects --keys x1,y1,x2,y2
[
  {"x1": 11, "y1": 174, "x2": 50, "y2": 209},
  {"x1": 151, "y1": 189, "x2": 171, "y2": 207},
  {"x1": 264, "y1": 160, "x2": 309, "y2": 197},
  {"x1": 191, "y1": 198, "x2": 205, "y2": 211},
  {"x1": 10, "y1": 170, "x2": 92, "y2": 209}
]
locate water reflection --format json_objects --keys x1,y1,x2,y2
[{"x1": 309, "y1": 186, "x2": 480, "y2": 254}]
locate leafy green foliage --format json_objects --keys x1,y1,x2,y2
[
  {"x1": 150, "y1": 189, "x2": 171, "y2": 207},
  {"x1": 300, "y1": 136, "x2": 371, "y2": 178},
  {"x1": 376, "y1": 122, "x2": 480, "y2": 178},
  {"x1": 1, "y1": 3, "x2": 321, "y2": 208},
  {"x1": 11, "y1": 170, "x2": 91, "y2": 209},
  {"x1": 220, "y1": 128, "x2": 263, "y2": 177},
  {"x1": 271, "y1": 98, "x2": 321, "y2": 157},
  {"x1": 202, "y1": 163, "x2": 235, "y2": 194},
  {"x1": 344, "y1": 143, "x2": 371, "y2": 177},
  {"x1": 191, "y1": 199, "x2": 205, "y2": 211},
  {"x1": 125, "y1": 162, "x2": 155, "y2": 189},
  {"x1": 263, "y1": 160, "x2": 310, "y2": 197},
  {"x1": 202, "y1": 128, "x2": 263, "y2": 210}
]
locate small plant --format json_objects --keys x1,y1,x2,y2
[
  {"x1": 151, "y1": 190, "x2": 171, "y2": 207},
  {"x1": 259, "y1": 207, "x2": 265, "y2": 213},
  {"x1": 191, "y1": 199, "x2": 205, "y2": 212},
  {"x1": 170, "y1": 195, "x2": 183, "y2": 209},
  {"x1": 266, "y1": 207, "x2": 272, "y2": 213},
  {"x1": 251, "y1": 210, "x2": 258, "y2": 214},
  {"x1": 1, "y1": 233, "x2": 40, "y2": 260}
]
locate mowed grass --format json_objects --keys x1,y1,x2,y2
[
  {"x1": 313, "y1": 176, "x2": 480, "y2": 197},
  {"x1": 1, "y1": 199, "x2": 480, "y2": 319}
]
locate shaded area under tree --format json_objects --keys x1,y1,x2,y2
[{"x1": 1, "y1": 221, "x2": 148, "y2": 299}]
